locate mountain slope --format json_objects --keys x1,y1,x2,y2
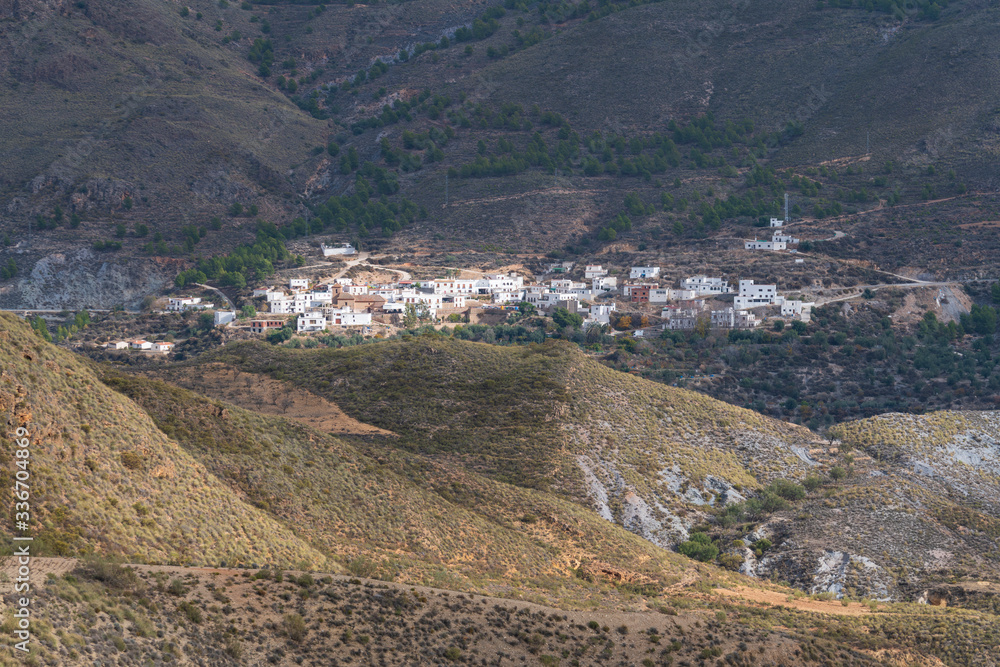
[
  {"x1": 98, "y1": 366, "x2": 710, "y2": 596},
  {"x1": 156, "y1": 337, "x2": 826, "y2": 551},
  {"x1": 142, "y1": 335, "x2": 1000, "y2": 602},
  {"x1": 0, "y1": 312, "x2": 327, "y2": 567}
]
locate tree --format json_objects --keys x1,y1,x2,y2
[
  {"x1": 240, "y1": 303, "x2": 257, "y2": 318},
  {"x1": 551, "y1": 307, "x2": 583, "y2": 329},
  {"x1": 678, "y1": 532, "x2": 718, "y2": 562},
  {"x1": 0, "y1": 258, "x2": 17, "y2": 281},
  {"x1": 516, "y1": 301, "x2": 537, "y2": 317},
  {"x1": 403, "y1": 303, "x2": 418, "y2": 329}
]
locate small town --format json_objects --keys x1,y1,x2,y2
[{"x1": 100, "y1": 240, "x2": 813, "y2": 354}]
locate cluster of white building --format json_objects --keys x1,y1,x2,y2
[
  {"x1": 251, "y1": 273, "x2": 536, "y2": 334},
  {"x1": 744, "y1": 216, "x2": 800, "y2": 252},
  {"x1": 104, "y1": 339, "x2": 175, "y2": 354}
]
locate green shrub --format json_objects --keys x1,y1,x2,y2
[
  {"x1": 178, "y1": 601, "x2": 202, "y2": 623},
  {"x1": 120, "y1": 451, "x2": 143, "y2": 470},
  {"x1": 678, "y1": 532, "x2": 719, "y2": 562},
  {"x1": 167, "y1": 578, "x2": 187, "y2": 596},
  {"x1": 767, "y1": 479, "x2": 805, "y2": 501},
  {"x1": 717, "y1": 552, "x2": 743, "y2": 571},
  {"x1": 284, "y1": 613, "x2": 307, "y2": 642}
]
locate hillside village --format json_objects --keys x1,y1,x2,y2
[{"x1": 102, "y1": 253, "x2": 814, "y2": 354}]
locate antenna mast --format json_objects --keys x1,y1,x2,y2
[{"x1": 784, "y1": 193, "x2": 789, "y2": 223}]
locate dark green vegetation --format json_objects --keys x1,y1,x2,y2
[{"x1": 610, "y1": 291, "x2": 1000, "y2": 427}]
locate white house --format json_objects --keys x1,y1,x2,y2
[
  {"x1": 151, "y1": 341, "x2": 175, "y2": 354},
  {"x1": 584, "y1": 265, "x2": 607, "y2": 279},
  {"x1": 105, "y1": 341, "x2": 129, "y2": 350},
  {"x1": 433, "y1": 278, "x2": 477, "y2": 295},
  {"x1": 476, "y1": 273, "x2": 524, "y2": 294},
  {"x1": 744, "y1": 239, "x2": 787, "y2": 251},
  {"x1": 769, "y1": 217, "x2": 784, "y2": 228},
  {"x1": 326, "y1": 307, "x2": 372, "y2": 327},
  {"x1": 252, "y1": 287, "x2": 272, "y2": 298},
  {"x1": 214, "y1": 311, "x2": 236, "y2": 326},
  {"x1": 772, "y1": 232, "x2": 799, "y2": 244},
  {"x1": 629, "y1": 266, "x2": 660, "y2": 280},
  {"x1": 586, "y1": 303, "x2": 617, "y2": 326},
  {"x1": 297, "y1": 312, "x2": 328, "y2": 332},
  {"x1": 648, "y1": 288, "x2": 674, "y2": 304},
  {"x1": 265, "y1": 289, "x2": 287, "y2": 302},
  {"x1": 781, "y1": 300, "x2": 815, "y2": 321},
  {"x1": 593, "y1": 276, "x2": 618, "y2": 292},
  {"x1": 734, "y1": 280, "x2": 784, "y2": 309},
  {"x1": 289, "y1": 278, "x2": 310, "y2": 290},
  {"x1": 167, "y1": 297, "x2": 213, "y2": 311},
  {"x1": 681, "y1": 276, "x2": 732, "y2": 295},
  {"x1": 345, "y1": 284, "x2": 369, "y2": 295},
  {"x1": 130, "y1": 339, "x2": 152, "y2": 350},
  {"x1": 321, "y1": 242, "x2": 357, "y2": 256},
  {"x1": 492, "y1": 291, "x2": 524, "y2": 304}
]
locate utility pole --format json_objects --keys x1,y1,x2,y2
[
  {"x1": 444, "y1": 172, "x2": 449, "y2": 208},
  {"x1": 785, "y1": 192, "x2": 789, "y2": 223}
]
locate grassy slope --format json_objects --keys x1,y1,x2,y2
[
  {"x1": 99, "y1": 367, "x2": 710, "y2": 596},
  {"x1": 1, "y1": 311, "x2": 719, "y2": 598},
  {"x1": 0, "y1": 313, "x2": 326, "y2": 568},
  {"x1": 201, "y1": 337, "x2": 821, "y2": 492},
  {"x1": 174, "y1": 336, "x2": 827, "y2": 560},
  {"x1": 12, "y1": 559, "x2": 999, "y2": 667}
]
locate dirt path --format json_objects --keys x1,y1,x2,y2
[
  {"x1": 810, "y1": 281, "x2": 956, "y2": 306},
  {"x1": 192, "y1": 282, "x2": 235, "y2": 310},
  {"x1": 713, "y1": 585, "x2": 875, "y2": 616},
  {"x1": 455, "y1": 187, "x2": 601, "y2": 207}
]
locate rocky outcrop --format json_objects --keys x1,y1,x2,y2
[{"x1": 0, "y1": 249, "x2": 177, "y2": 310}]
